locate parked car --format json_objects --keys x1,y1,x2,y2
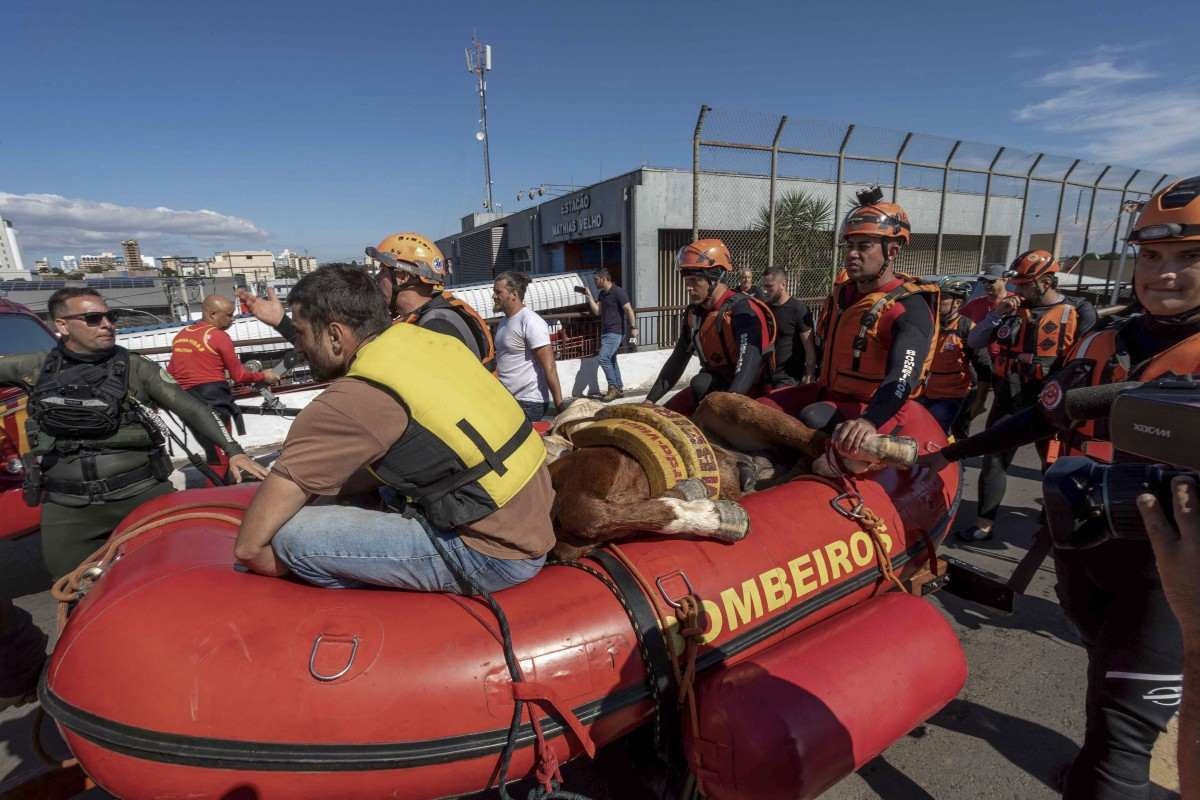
[{"x1": 0, "y1": 299, "x2": 57, "y2": 540}]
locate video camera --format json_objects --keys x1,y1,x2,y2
[{"x1": 1043, "y1": 374, "x2": 1200, "y2": 548}]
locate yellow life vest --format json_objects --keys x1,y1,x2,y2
[{"x1": 347, "y1": 323, "x2": 545, "y2": 529}]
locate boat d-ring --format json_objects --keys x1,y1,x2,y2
[
  {"x1": 308, "y1": 634, "x2": 360, "y2": 682},
  {"x1": 655, "y1": 570, "x2": 696, "y2": 611}
]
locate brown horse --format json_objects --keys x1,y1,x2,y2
[{"x1": 547, "y1": 392, "x2": 830, "y2": 560}]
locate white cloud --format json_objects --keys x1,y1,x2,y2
[
  {"x1": 0, "y1": 193, "x2": 269, "y2": 257},
  {"x1": 1035, "y1": 60, "x2": 1156, "y2": 87},
  {"x1": 1014, "y1": 50, "x2": 1199, "y2": 175}
]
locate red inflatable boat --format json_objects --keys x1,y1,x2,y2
[{"x1": 41, "y1": 399, "x2": 965, "y2": 800}]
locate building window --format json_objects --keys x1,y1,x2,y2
[{"x1": 511, "y1": 248, "x2": 531, "y2": 273}]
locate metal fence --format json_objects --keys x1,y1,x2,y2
[{"x1": 692, "y1": 105, "x2": 1174, "y2": 301}]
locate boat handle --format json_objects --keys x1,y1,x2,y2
[
  {"x1": 308, "y1": 634, "x2": 360, "y2": 682},
  {"x1": 655, "y1": 570, "x2": 696, "y2": 610}
]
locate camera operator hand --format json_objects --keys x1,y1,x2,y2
[
  {"x1": 1139, "y1": 475, "x2": 1200, "y2": 645},
  {"x1": 1138, "y1": 474, "x2": 1200, "y2": 799}
]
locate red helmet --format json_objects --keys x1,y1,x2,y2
[
  {"x1": 1129, "y1": 176, "x2": 1200, "y2": 244},
  {"x1": 842, "y1": 201, "x2": 911, "y2": 245},
  {"x1": 1006, "y1": 249, "x2": 1059, "y2": 285},
  {"x1": 676, "y1": 239, "x2": 733, "y2": 277}
]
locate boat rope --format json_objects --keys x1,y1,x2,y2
[
  {"x1": 50, "y1": 502, "x2": 247, "y2": 631},
  {"x1": 416, "y1": 518, "x2": 596, "y2": 800},
  {"x1": 827, "y1": 473, "x2": 907, "y2": 595}
]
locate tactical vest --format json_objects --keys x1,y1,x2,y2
[
  {"x1": 30, "y1": 347, "x2": 137, "y2": 441},
  {"x1": 1055, "y1": 322, "x2": 1200, "y2": 463},
  {"x1": 347, "y1": 322, "x2": 545, "y2": 530},
  {"x1": 992, "y1": 300, "x2": 1080, "y2": 382},
  {"x1": 685, "y1": 291, "x2": 777, "y2": 382},
  {"x1": 404, "y1": 293, "x2": 497, "y2": 373},
  {"x1": 816, "y1": 273, "x2": 940, "y2": 402},
  {"x1": 28, "y1": 347, "x2": 168, "y2": 501},
  {"x1": 924, "y1": 315, "x2": 975, "y2": 400}
]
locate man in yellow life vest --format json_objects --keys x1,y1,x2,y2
[
  {"x1": 802, "y1": 188, "x2": 939, "y2": 455},
  {"x1": 234, "y1": 266, "x2": 554, "y2": 593},
  {"x1": 924, "y1": 176, "x2": 1200, "y2": 799},
  {"x1": 956, "y1": 249, "x2": 1097, "y2": 542},
  {"x1": 238, "y1": 233, "x2": 496, "y2": 371}
]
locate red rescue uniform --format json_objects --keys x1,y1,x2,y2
[{"x1": 167, "y1": 322, "x2": 265, "y2": 389}]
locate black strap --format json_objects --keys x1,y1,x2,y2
[
  {"x1": 406, "y1": 418, "x2": 535, "y2": 504},
  {"x1": 43, "y1": 463, "x2": 158, "y2": 498},
  {"x1": 852, "y1": 284, "x2": 915, "y2": 372}
]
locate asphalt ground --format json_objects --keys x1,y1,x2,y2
[{"x1": 0, "y1": 414, "x2": 1182, "y2": 799}]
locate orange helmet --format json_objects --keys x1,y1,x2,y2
[
  {"x1": 842, "y1": 188, "x2": 911, "y2": 245},
  {"x1": 366, "y1": 232, "x2": 448, "y2": 288},
  {"x1": 1005, "y1": 249, "x2": 1059, "y2": 285},
  {"x1": 1129, "y1": 176, "x2": 1200, "y2": 244},
  {"x1": 676, "y1": 238, "x2": 733, "y2": 278}
]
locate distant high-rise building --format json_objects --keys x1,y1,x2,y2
[
  {"x1": 80, "y1": 252, "x2": 123, "y2": 272},
  {"x1": 60, "y1": 255, "x2": 78, "y2": 273},
  {"x1": 122, "y1": 240, "x2": 143, "y2": 271},
  {"x1": 212, "y1": 250, "x2": 275, "y2": 285},
  {"x1": 277, "y1": 249, "x2": 318, "y2": 275},
  {"x1": 34, "y1": 258, "x2": 51, "y2": 273},
  {"x1": 160, "y1": 255, "x2": 213, "y2": 277},
  {"x1": 0, "y1": 219, "x2": 32, "y2": 280}
]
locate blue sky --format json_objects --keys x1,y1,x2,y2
[{"x1": 2, "y1": 0, "x2": 1198, "y2": 263}]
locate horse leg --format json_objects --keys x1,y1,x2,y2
[
  {"x1": 694, "y1": 392, "x2": 826, "y2": 458},
  {"x1": 554, "y1": 492, "x2": 749, "y2": 554}
]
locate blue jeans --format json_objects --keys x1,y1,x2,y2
[
  {"x1": 919, "y1": 397, "x2": 966, "y2": 434},
  {"x1": 518, "y1": 400, "x2": 550, "y2": 422},
  {"x1": 598, "y1": 333, "x2": 624, "y2": 390},
  {"x1": 271, "y1": 505, "x2": 545, "y2": 593}
]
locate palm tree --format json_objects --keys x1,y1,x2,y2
[{"x1": 752, "y1": 190, "x2": 835, "y2": 297}]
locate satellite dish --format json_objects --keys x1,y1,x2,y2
[{"x1": 475, "y1": 131, "x2": 486, "y2": 142}]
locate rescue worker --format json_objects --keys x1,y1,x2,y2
[
  {"x1": 958, "y1": 263, "x2": 1014, "y2": 432},
  {"x1": 645, "y1": 239, "x2": 776, "y2": 416},
  {"x1": 919, "y1": 280, "x2": 987, "y2": 434},
  {"x1": 233, "y1": 266, "x2": 554, "y2": 593},
  {"x1": 923, "y1": 176, "x2": 1200, "y2": 799},
  {"x1": 238, "y1": 233, "x2": 495, "y2": 369},
  {"x1": 0, "y1": 288, "x2": 266, "y2": 578},
  {"x1": 802, "y1": 190, "x2": 938, "y2": 455},
  {"x1": 957, "y1": 249, "x2": 1097, "y2": 541},
  {"x1": 167, "y1": 294, "x2": 279, "y2": 484}
]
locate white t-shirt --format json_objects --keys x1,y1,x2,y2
[{"x1": 494, "y1": 306, "x2": 552, "y2": 403}]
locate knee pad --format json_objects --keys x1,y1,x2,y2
[{"x1": 798, "y1": 401, "x2": 841, "y2": 434}]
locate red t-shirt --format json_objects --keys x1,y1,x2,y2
[
  {"x1": 167, "y1": 322, "x2": 264, "y2": 389},
  {"x1": 960, "y1": 294, "x2": 1013, "y2": 357}
]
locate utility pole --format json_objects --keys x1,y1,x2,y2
[{"x1": 466, "y1": 35, "x2": 495, "y2": 212}]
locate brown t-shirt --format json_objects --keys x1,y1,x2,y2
[{"x1": 271, "y1": 378, "x2": 556, "y2": 560}]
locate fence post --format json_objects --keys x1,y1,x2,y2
[
  {"x1": 767, "y1": 115, "x2": 789, "y2": 268},
  {"x1": 831, "y1": 124, "x2": 855, "y2": 287},
  {"x1": 933, "y1": 140, "x2": 962, "y2": 274},
  {"x1": 977, "y1": 146, "x2": 1005, "y2": 271},
  {"x1": 692, "y1": 105, "x2": 710, "y2": 241},
  {"x1": 1104, "y1": 169, "x2": 1140, "y2": 295},
  {"x1": 1015, "y1": 153, "x2": 1044, "y2": 256},
  {"x1": 1051, "y1": 159, "x2": 1080, "y2": 261},
  {"x1": 1076, "y1": 166, "x2": 1109, "y2": 291},
  {"x1": 892, "y1": 132, "x2": 913, "y2": 202}
]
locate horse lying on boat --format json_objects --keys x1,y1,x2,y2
[{"x1": 547, "y1": 386, "x2": 917, "y2": 560}]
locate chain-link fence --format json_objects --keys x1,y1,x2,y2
[{"x1": 693, "y1": 105, "x2": 1175, "y2": 304}]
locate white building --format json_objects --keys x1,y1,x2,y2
[
  {"x1": 212, "y1": 250, "x2": 275, "y2": 285},
  {"x1": 0, "y1": 219, "x2": 32, "y2": 280},
  {"x1": 60, "y1": 256, "x2": 78, "y2": 273},
  {"x1": 277, "y1": 249, "x2": 318, "y2": 275},
  {"x1": 80, "y1": 252, "x2": 123, "y2": 272}
]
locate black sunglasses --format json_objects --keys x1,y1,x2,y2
[{"x1": 60, "y1": 311, "x2": 118, "y2": 326}]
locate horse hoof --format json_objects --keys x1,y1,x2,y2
[
  {"x1": 666, "y1": 478, "x2": 708, "y2": 501},
  {"x1": 713, "y1": 500, "x2": 750, "y2": 542}
]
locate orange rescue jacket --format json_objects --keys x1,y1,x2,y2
[
  {"x1": 925, "y1": 315, "x2": 975, "y2": 400},
  {"x1": 992, "y1": 301, "x2": 1080, "y2": 382},
  {"x1": 1054, "y1": 323, "x2": 1200, "y2": 463},
  {"x1": 816, "y1": 272, "x2": 940, "y2": 402},
  {"x1": 686, "y1": 290, "x2": 777, "y2": 383}
]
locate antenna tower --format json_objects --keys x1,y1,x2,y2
[{"x1": 465, "y1": 35, "x2": 495, "y2": 212}]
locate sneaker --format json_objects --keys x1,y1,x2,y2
[
  {"x1": 601, "y1": 387, "x2": 623, "y2": 402},
  {"x1": 956, "y1": 525, "x2": 993, "y2": 543}
]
